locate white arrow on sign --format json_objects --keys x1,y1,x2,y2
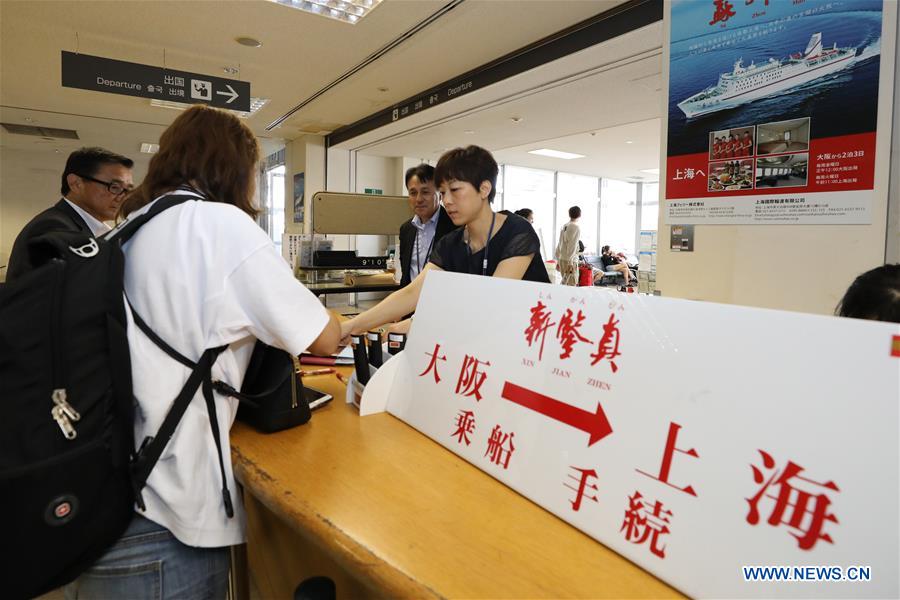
[{"x1": 216, "y1": 84, "x2": 239, "y2": 104}]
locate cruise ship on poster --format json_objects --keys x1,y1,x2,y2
[{"x1": 678, "y1": 33, "x2": 857, "y2": 118}]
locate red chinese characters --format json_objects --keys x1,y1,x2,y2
[
  {"x1": 485, "y1": 424, "x2": 515, "y2": 469},
  {"x1": 455, "y1": 355, "x2": 491, "y2": 401},
  {"x1": 636, "y1": 422, "x2": 699, "y2": 497},
  {"x1": 524, "y1": 301, "x2": 556, "y2": 361},
  {"x1": 556, "y1": 309, "x2": 593, "y2": 360},
  {"x1": 621, "y1": 491, "x2": 673, "y2": 559},
  {"x1": 451, "y1": 410, "x2": 476, "y2": 446},
  {"x1": 709, "y1": 0, "x2": 736, "y2": 25},
  {"x1": 419, "y1": 343, "x2": 447, "y2": 383},
  {"x1": 566, "y1": 466, "x2": 599, "y2": 511},
  {"x1": 746, "y1": 450, "x2": 840, "y2": 550},
  {"x1": 590, "y1": 314, "x2": 622, "y2": 372}
]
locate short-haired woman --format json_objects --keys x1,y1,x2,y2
[
  {"x1": 65, "y1": 105, "x2": 341, "y2": 599},
  {"x1": 341, "y1": 145, "x2": 548, "y2": 337}
]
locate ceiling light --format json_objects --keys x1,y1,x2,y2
[
  {"x1": 235, "y1": 37, "x2": 262, "y2": 47},
  {"x1": 223, "y1": 66, "x2": 239, "y2": 75},
  {"x1": 149, "y1": 96, "x2": 270, "y2": 119},
  {"x1": 640, "y1": 168, "x2": 660, "y2": 175},
  {"x1": 140, "y1": 143, "x2": 159, "y2": 154},
  {"x1": 510, "y1": 116, "x2": 523, "y2": 123},
  {"x1": 528, "y1": 148, "x2": 585, "y2": 160},
  {"x1": 464, "y1": 130, "x2": 475, "y2": 134},
  {"x1": 270, "y1": 0, "x2": 383, "y2": 24},
  {"x1": 625, "y1": 140, "x2": 634, "y2": 144}
]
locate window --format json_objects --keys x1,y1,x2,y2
[
  {"x1": 265, "y1": 165, "x2": 285, "y2": 256},
  {"x1": 640, "y1": 182, "x2": 659, "y2": 232},
  {"x1": 599, "y1": 178, "x2": 637, "y2": 258},
  {"x1": 502, "y1": 165, "x2": 555, "y2": 259},
  {"x1": 556, "y1": 172, "x2": 598, "y2": 255}
]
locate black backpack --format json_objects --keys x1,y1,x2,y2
[{"x1": 0, "y1": 193, "x2": 234, "y2": 599}]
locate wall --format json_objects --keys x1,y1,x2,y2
[
  {"x1": 353, "y1": 153, "x2": 402, "y2": 257},
  {"x1": 1, "y1": 149, "x2": 68, "y2": 278},
  {"x1": 656, "y1": 3, "x2": 899, "y2": 315}
]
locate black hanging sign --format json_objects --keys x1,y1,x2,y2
[{"x1": 61, "y1": 51, "x2": 251, "y2": 112}]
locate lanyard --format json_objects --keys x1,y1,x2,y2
[
  {"x1": 465, "y1": 211, "x2": 497, "y2": 276},
  {"x1": 412, "y1": 226, "x2": 436, "y2": 277}
]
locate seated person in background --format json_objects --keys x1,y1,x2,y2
[
  {"x1": 600, "y1": 245, "x2": 633, "y2": 285},
  {"x1": 836, "y1": 264, "x2": 900, "y2": 323},
  {"x1": 341, "y1": 145, "x2": 549, "y2": 338}
]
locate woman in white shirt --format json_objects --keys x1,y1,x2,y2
[{"x1": 64, "y1": 105, "x2": 341, "y2": 599}]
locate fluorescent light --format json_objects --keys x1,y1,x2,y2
[
  {"x1": 528, "y1": 148, "x2": 585, "y2": 160},
  {"x1": 270, "y1": 0, "x2": 382, "y2": 24},
  {"x1": 149, "y1": 97, "x2": 270, "y2": 119},
  {"x1": 640, "y1": 168, "x2": 660, "y2": 175},
  {"x1": 140, "y1": 143, "x2": 159, "y2": 154}
]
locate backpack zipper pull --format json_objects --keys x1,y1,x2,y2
[
  {"x1": 51, "y1": 405, "x2": 77, "y2": 440},
  {"x1": 52, "y1": 388, "x2": 81, "y2": 421},
  {"x1": 51, "y1": 389, "x2": 80, "y2": 440}
]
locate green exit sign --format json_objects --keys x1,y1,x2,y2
[{"x1": 364, "y1": 188, "x2": 383, "y2": 195}]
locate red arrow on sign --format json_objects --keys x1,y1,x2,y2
[{"x1": 501, "y1": 382, "x2": 613, "y2": 447}]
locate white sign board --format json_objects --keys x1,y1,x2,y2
[{"x1": 363, "y1": 271, "x2": 900, "y2": 598}]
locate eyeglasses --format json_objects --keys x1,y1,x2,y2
[{"x1": 77, "y1": 173, "x2": 133, "y2": 196}]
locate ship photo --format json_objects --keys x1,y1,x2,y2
[{"x1": 678, "y1": 33, "x2": 857, "y2": 118}]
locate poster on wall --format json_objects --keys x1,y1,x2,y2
[
  {"x1": 293, "y1": 172, "x2": 305, "y2": 224},
  {"x1": 665, "y1": 0, "x2": 885, "y2": 224}
]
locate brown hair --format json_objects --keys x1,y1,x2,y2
[{"x1": 120, "y1": 105, "x2": 259, "y2": 218}]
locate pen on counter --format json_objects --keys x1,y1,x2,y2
[
  {"x1": 298, "y1": 368, "x2": 335, "y2": 377},
  {"x1": 335, "y1": 372, "x2": 350, "y2": 386}
]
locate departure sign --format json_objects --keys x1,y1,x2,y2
[{"x1": 61, "y1": 52, "x2": 251, "y2": 112}]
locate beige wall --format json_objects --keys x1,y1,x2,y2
[
  {"x1": 1, "y1": 148, "x2": 67, "y2": 277},
  {"x1": 657, "y1": 3, "x2": 898, "y2": 316}
]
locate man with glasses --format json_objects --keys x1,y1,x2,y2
[
  {"x1": 398, "y1": 163, "x2": 455, "y2": 287},
  {"x1": 6, "y1": 147, "x2": 133, "y2": 281}
]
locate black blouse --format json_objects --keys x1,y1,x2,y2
[{"x1": 429, "y1": 211, "x2": 550, "y2": 283}]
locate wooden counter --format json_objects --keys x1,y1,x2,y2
[{"x1": 231, "y1": 368, "x2": 682, "y2": 599}]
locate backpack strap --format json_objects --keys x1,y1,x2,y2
[
  {"x1": 107, "y1": 190, "x2": 203, "y2": 246},
  {"x1": 130, "y1": 344, "x2": 234, "y2": 517}
]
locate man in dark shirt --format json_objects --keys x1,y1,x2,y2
[
  {"x1": 6, "y1": 147, "x2": 133, "y2": 281},
  {"x1": 398, "y1": 163, "x2": 455, "y2": 287}
]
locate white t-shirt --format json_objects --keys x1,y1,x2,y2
[{"x1": 114, "y1": 194, "x2": 329, "y2": 548}]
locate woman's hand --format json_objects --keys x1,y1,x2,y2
[{"x1": 386, "y1": 318, "x2": 412, "y2": 336}]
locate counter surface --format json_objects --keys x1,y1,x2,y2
[{"x1": 231, "y1": 369, "x2": 683, "y2": 599}]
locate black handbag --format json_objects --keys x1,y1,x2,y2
[{"x1": 213, "y1": 341, "x2": 311, "y2": 433}]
